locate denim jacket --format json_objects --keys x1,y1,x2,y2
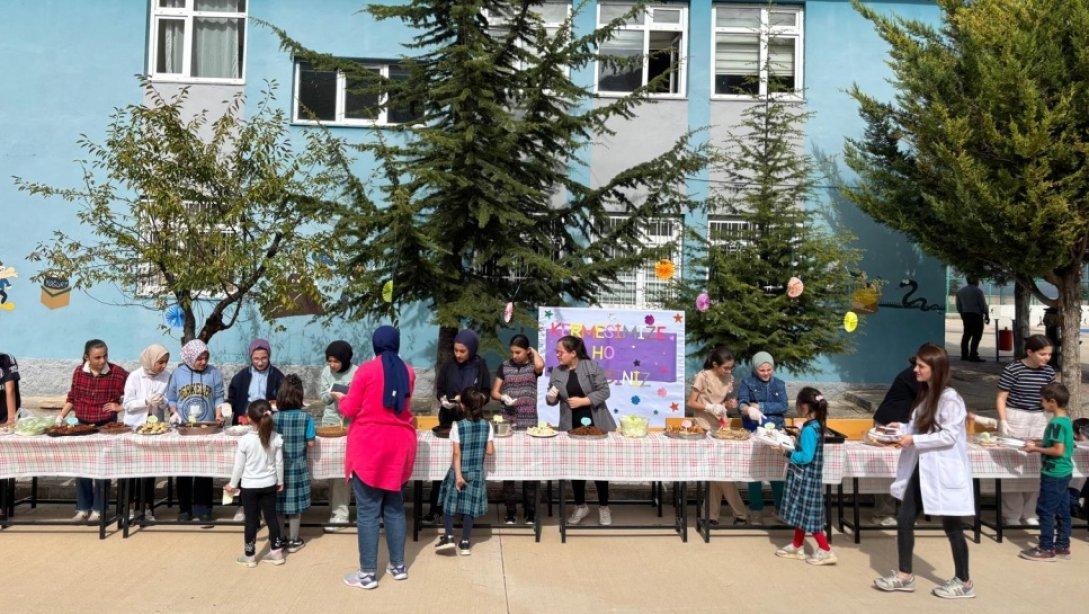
[{"x1": 737, "y1": 373, "x2": 788, "y2": 431}]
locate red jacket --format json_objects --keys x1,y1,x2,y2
[{"x1": 66, "y1": 363, "x2": 129, "y2": 424}]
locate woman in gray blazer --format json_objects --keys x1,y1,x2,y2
[{"x1": 546, "y1": 335, "x2": 616, "y2": 526}]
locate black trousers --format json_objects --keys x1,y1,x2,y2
[
  {"x1": 241, "y1": 485, "x2": 283, "y2": 555},
  {"x1": 177, "y1": 476, "x2": 213, "y2": 515},
  {"x1": 960, "y1": 313, "x2": 984, "y2": 359},
  {"x1": 897, "y1": 466, "x2": 969, "y2": 581},
  {"x1": 572, "y1": 480, "x2": 609, "y2": 506},
  {"x1": 503, "y1": 481, "x2": 537, "y2": 515}
]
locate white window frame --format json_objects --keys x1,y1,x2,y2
[
  {"x1": 486, "y1": 1, "x2": 572, "y2": 73},
  {"x1": 597, "y1": 215, "x2": 683, "y2": 309},
  {"x1": 707, "y1": 215, "x2": 755, "y2": 252},
  {"x1": 136, "y1": 201, "x2": 237, "y2": 298},
  {"x1": 594, "y1": 3, "x2": 689, "y2": 100},
  {"x1": 710, "y1": 4, "x2": 803, "y2": 101},
  {"x1": 292, "y1": 60, "x2": 419, "y2": 128},
  {"x1": 147, "y1": 0, "x2": 248, "y2": 85}
]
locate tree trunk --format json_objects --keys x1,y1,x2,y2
[
  {"x1": 1013, "y1": 280, "x2": 1030, "y2": 358},
  {"x1": 435, "y1": 325, "x2": 458, "y2": 395},
  {"x1": 182, "y1": 307, "x2": 197, "y2": 344},
  {"x1": 1056, "y1": 268, "x2": 1084, "y2": 418}
]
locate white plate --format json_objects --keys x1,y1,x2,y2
[
  {"x1": 867, "y1": 429, "x2": 901, "y2": 443},
  {"x1": 998, "y1": 437, "x2": 1026, "y2": 448},
  {"x1": 755, "y1": 434, "x2": 795, "y2": 451}
]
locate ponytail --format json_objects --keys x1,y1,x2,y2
[
  {"x1": 796, "y1": 386, "x2": 828, "y2": 435},
  {"x1": 247, "y1": 399, "x2": 274, "y2": 449}
]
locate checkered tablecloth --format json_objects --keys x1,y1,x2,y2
[
  {"x1": 0, "y1": 431, "x2": 844, "y2": 484},
  {"x1": 843, "y1": 441, "x2": 1089, "y2": 480}
]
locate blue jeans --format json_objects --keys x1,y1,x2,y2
[
  {"x1": 1037, "y1": 473, "x2": 1072, "y2": 551},
  {"x1": 351, "y1": 474, "x2": 406, "y2": 573},
  {"x1": 75, "y1": 478, "x2": 106, "y2": 513}
]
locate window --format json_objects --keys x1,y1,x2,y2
[
  {"x1": 598, "y1": 216, "x2": 683, "y2": 308},
  {"x1": 708, "y1": 215, "x2": 754, "y2": 252},
  {"x1": 136, "y1": 201, "x2": 237, "y2": 297},
  {"x1": 149, "y1": 0, "x2": 247, "y2": 82},
  {"x1": 596, "y1": 3, "x2": 688, "y2": 98},
  {"x1": 292, "y1": 60, "x2": 422, "y2": 127},
  {"x1": 486, "y1": 2, "x2": 571, "y2": 73},
  {"x1": 712, "y1": 4, "x2": 802, "y2": 98}
]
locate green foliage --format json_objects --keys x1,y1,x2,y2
[
  {"x1": 16, "y1": 80, "x2": 345, "y2": 343},
  {"x1": 678, "y1": 97, "x2": 859, "y2": 373},
  {"x1": 268, "y1": 0, "x2": 708, "y2": 359}
]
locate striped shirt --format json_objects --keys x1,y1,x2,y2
[{"x1": 998, "y1": 360, "x2": 1055, "y2": 412}]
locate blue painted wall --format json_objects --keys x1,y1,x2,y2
[{"x1": 0, "y1": 0, "x2": 946, "y2": 386}]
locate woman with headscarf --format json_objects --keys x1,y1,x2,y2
[
  {"x1": 320, "y1": 340, "x2": 357, "y2": 530},
  {"x1": 737, "y1": 351, "x2": 789, "y2": 525},
  {"x1": 123, "y1": 344, "x2": 171, "y2": 521},
  {"x1": 335, "y1": 325, "x2": 416, "y2": 590},
  {"x1": 429, "y1": 329, "x2": 492, "y2": 520},
  {"x1": 228, "y1": 338, "x2": 285, "y2": 424},
  {"x1": 165, "y1": 339, "x2": 227, "y2": 523}
]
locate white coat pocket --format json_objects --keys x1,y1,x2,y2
[{"x1": 938, "y1": 457, "x2": 968, "y2": 489}]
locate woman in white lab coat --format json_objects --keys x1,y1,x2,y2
[{"x1": 874, "y1": 343, "x2": 975, "y2": 600}]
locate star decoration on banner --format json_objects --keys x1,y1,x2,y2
[
  {"x1": 544, "y1": 310, "x2": 553, "y2": 318},
  {"x1": 670, "y1": 402, "x2": 679, "y2": 412},
  {"x1": 633, "y1": 359, "x2": 641, "y2": 367},
  {"x1": 673, "y1": 313, "x2": 683, "y2": 323}
]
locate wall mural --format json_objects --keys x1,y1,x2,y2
[
  {"x1": 879, "y1": 278, "x2": 944, "y2": 313},
  {"x1": 0, "y1": 259, "x2": 16, "y2": 311}
]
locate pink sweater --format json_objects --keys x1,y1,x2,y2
[{"x1": 338, "y1": 356, "x2": 417, "y2": 491}]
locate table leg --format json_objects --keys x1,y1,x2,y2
[
  {"x1": 656, "y1": 482, "x2": 663, "y2": 518},
  {"x1": 824, "y1": 486, "x2": 833, "y2": 545},
  {"x1": 1, "y1": 479, "x2": 10, "y2": 529},
  {"x1": 31, "y1": 476, "x2": 38, "y2": 509},
  {"x1": 167, "y1": 477, "x2": 174, "y2": 508},
  {"x1": 534, "y1": 481, "x2": 542, "y2": 543},
  {"x1": 995, "y1": 479, "x2": 1004, "y2": 543},
  {"x1": 853, "y1": 478, "x2": 861, "y2": 545},
  {"x1": 836, "y1": 483, "x2": 845, "y2": 533},
  {"x1": 699, "y1": 481, "x2": 710, "y2": 543},
  {"x1": 412, "y1": 480, "x2": 422, "y2": 542},
  {"x1": 547, "y1": 480, "x2": 553, "y2": 518},
  {"x1": 680, "y1": 482, "x2": 688, "y2": 543},
  {"x1": 972, "y1": 479, "x2": 982, "y2": 544},
  {"x1": 99, "y1": 480, "x2": 110, "y2": 540},
  {"x1": 559, "y1": 480, "x2": 567, "y2": 544}
]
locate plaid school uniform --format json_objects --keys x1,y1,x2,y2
[
  {"x1": 439, "y1": 419, "x2": 490, "y2": 518},
  {"x1": 275, "y1": 408, "x2": 315, "y2": 515},
  {"x1": 779, "y1": 420, "x2": 825, "y2": 533}
]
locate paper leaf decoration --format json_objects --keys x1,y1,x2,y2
[
  {"x1": 381, "y1": 280, "x2": 393, "y2": 303},
  {"x1": 654, "y1": 259, "x2": 675, "y2": 281},
  {"x1": 164, "y1": 304, "x2": 185, "y2": 329},
  {"x1": 787, "y1": 277, "x2": 804, "y2": 299},
  {"x1": 843, "y1": 311, "x2": 859, "y2": 333},
  {"x1": 503, "y1": 301, "x2": 514, "y2": 323},
  {"x1": 696, "y1": 292, "x2": 710, "y2": 312}
]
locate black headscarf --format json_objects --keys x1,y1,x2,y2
[{"x1": 324, "y1": 340, "x2": 354, "y2": 373}]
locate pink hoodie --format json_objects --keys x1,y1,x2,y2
[{"x1": 338, "y1": 356, "x2": 417, "y2": 491}]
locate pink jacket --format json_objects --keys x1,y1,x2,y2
[{"x1": 338, "y1": 356, "x2": 417, "y2": 491}]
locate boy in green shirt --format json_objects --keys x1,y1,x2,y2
[{"x1": 1020, "y1": 382, "x2": 1075, "y2": 561}]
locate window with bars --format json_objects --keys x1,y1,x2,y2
[
  {"x1": 597, "y1": 216, "x2": 683, "y2": 308},
  {"x1": 136, "y1": 201, "x2": 238, "y2": 297},
  {"x1": 712, "y1": 4, "x2": 802, "y2": 98},
  {"x1": 708, "y1": 215, "x2": 755, "y2": 251},
  {"x1": 596, "y1": 3, "x2": 688, "y2": 98},
  {"x1": 486, "y1": 1, "x2": 571, "y2": 64},
  {"x1": 293, "y1": 59, "x2": 422, "y2": 126},
  {"x1": 149, "y1": 0, "x2": 247, "y2": 83}
]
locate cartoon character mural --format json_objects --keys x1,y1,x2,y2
[{"x1": 0, "y1": 260, "x2": 17, "y2": 311}]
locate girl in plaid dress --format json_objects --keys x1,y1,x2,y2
[
  {"x1": 436, "y1": 389, "x2": 495, "y2": 556},
  {"x1": 273, "y1": 374, "x2": 315, "y2": 553},
  {"x1": 775, "y1": 387, "x2": 837, "y2": 565}
]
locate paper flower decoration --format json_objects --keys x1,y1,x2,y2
[
  {"x1": 630, "y1": 395, "x2": 641, "y2": 405},
  {"x1": 503, "y1": 302, "x2": 514, "y2": 323},
  {"x1": 787, "y1": 277, "x2": 804, "y2": 299},
  {"x1": 644, "y1": 314, "x2": 655, "y2": 326},
  {"x1": 843, "y1": 311, "x2": 859, "y2": 333},
  {"x1": 656, "y1": 387, "x2": 668, "y2": 398},
  {"x1": 164, "y1": 304, "x2": 185, "y2": 329},
  {"x1": 381, "y1": 280, "x2": 393, "y2": 303},
  {"x1": 696, "y1": 292, "x2": 710, "y2": 312},
  {"x1": 654, "y1": 259, "x2": 676, "y2": 281}
]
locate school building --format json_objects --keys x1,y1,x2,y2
[{"x1": 0, "y1": 1, "x2": 947, "y2": 394}]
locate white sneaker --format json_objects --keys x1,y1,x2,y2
[
  {"x1": 598, "y1": 506, "x2": 612, "y2": 526},
  {"x1": 144, "y1": 511, "x2": 156, "y2": 523},
  {"x1": 807, "y1": 548, "x2": 838, "y2": 566},
  {"x1": 88, "y1": 511, "x2": 101, "y2": 522},
  {"x1": 874, "y1": 515, "x2": 898, "y2": 527},
  {"x1": 567, "y1": 505, "x2": 590, "y2": 525},
  {"x1": 233, "y1": 508, "x2": 245, "y2": 522},
  {"x1": 1024, "y1": 517, "x2": 1040, "y2": 527},
  {"x1": 72, "y1": 511, "x2": 90, "y2": 522},
  {"x1": 775, "y1": 542, "x2": 806, "y2": 560}
]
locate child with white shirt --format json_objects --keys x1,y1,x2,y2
[{"x1": 226, "y1": 400, "x2": 285, "y2": 567}]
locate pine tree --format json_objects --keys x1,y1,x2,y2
[
  {"x1": 269, "y1": 0, "x2": 707, "y2": 365},
  {"x1": 844, "y1": 0, "x2": 1089, "y2": 412},
  {"x1": 678, "y1": 96, "x2": 859, "y2": 373}
]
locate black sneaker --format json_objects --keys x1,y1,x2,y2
[
  {"x1": 198, "y1": 514, "x2": 214, "y2": 529},
  {"x1": 524, "y1": 512, "x2": 536, "y2": 526},
  {"x1": 178, "y1": 512, "x2": 192, "y2": 522},
  {"x1": 504, "y1": 513, "x2": 517, "y2": 525},
  {"x1": 286, "y1": 538, "x2": 305, "y2": 553},
  {"x1": 435, "y1": 534, "x2": 456, "y2": 553},
  {"x1": 457, "y1": 540, "x2": 471, "y2": 556}
]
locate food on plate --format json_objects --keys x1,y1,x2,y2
[
  {"x1": 226, "y1": 424, "x2": 255, "y2": 436},
  {"x1": 315, "y1": 425, "x2": 347, "y2": 438},
  {"x1": 527, "y1": 422, "x2": 557, "y2": 437},
  {"x1": 665, "y1": 423, "x2": 707, "y2": 438},
  {"x1": 756, "y1": 424, "x2": 795, "y2": 449},
  {"x1": 45, "y1": 424, "x2": 98, "y2": 437},
  {"x1": 712, "y1": 428, "x2": 750, "y2": 441},
  {"x1": 15, "y1": 417, "x2": 52, "y2": 436},
  {"x1": 176, "y1": 421, "x2": 222, "y2": 436},
  {"x1": 136, "y1": 422, "x2": 169, "y2": 435},
  {"x1": 619, "y1": 415, "x2": 648, "y2": 438},
  {"x1": 866, "y1": 427, "x2": 902, "y2": 444},
  {"x1": 491, "y1": 414, "x2": 512, "y2": 437},
  {"x1": 975, "y1": 431, "x2": 998, "y2": 447},
  {"x1": 569, "y1": 425, "x2": 606, "y2": 437},
  {"x1": 100, "y1": 422, "x2": 131, "y2": 434},
  {"x1": 998, "y1": 436, "x2": 1027, "y2": 449}
]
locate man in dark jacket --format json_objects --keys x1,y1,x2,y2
[{"x1": 227, "y1": 338, "x2": 285, "y2": 424}]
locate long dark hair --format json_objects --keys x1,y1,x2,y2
[
  {"x1": 557, "y1": 335, "x2": 589, "y2": 360},
  {"x1": 247, "y1": 399, "x2": 274, "y2": 449},
  {"x1": 913, "y1": 343, "x2": 950, "y2": 434},
  {"x1": 796, "y1": 386, "x2": 828, "y2": 436},
  {"x1": 276, "y1": 374, "x2": 305, "y2": 410},
  {"x1": 459, "y1": 388, "x2": 487, "y2": 422},
  {"x1": 703, "y1": 346, "x2": 735, "y2": 370},
  {"x1": 510, "y1": 334, "x2": 531, "y2": 350}
]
